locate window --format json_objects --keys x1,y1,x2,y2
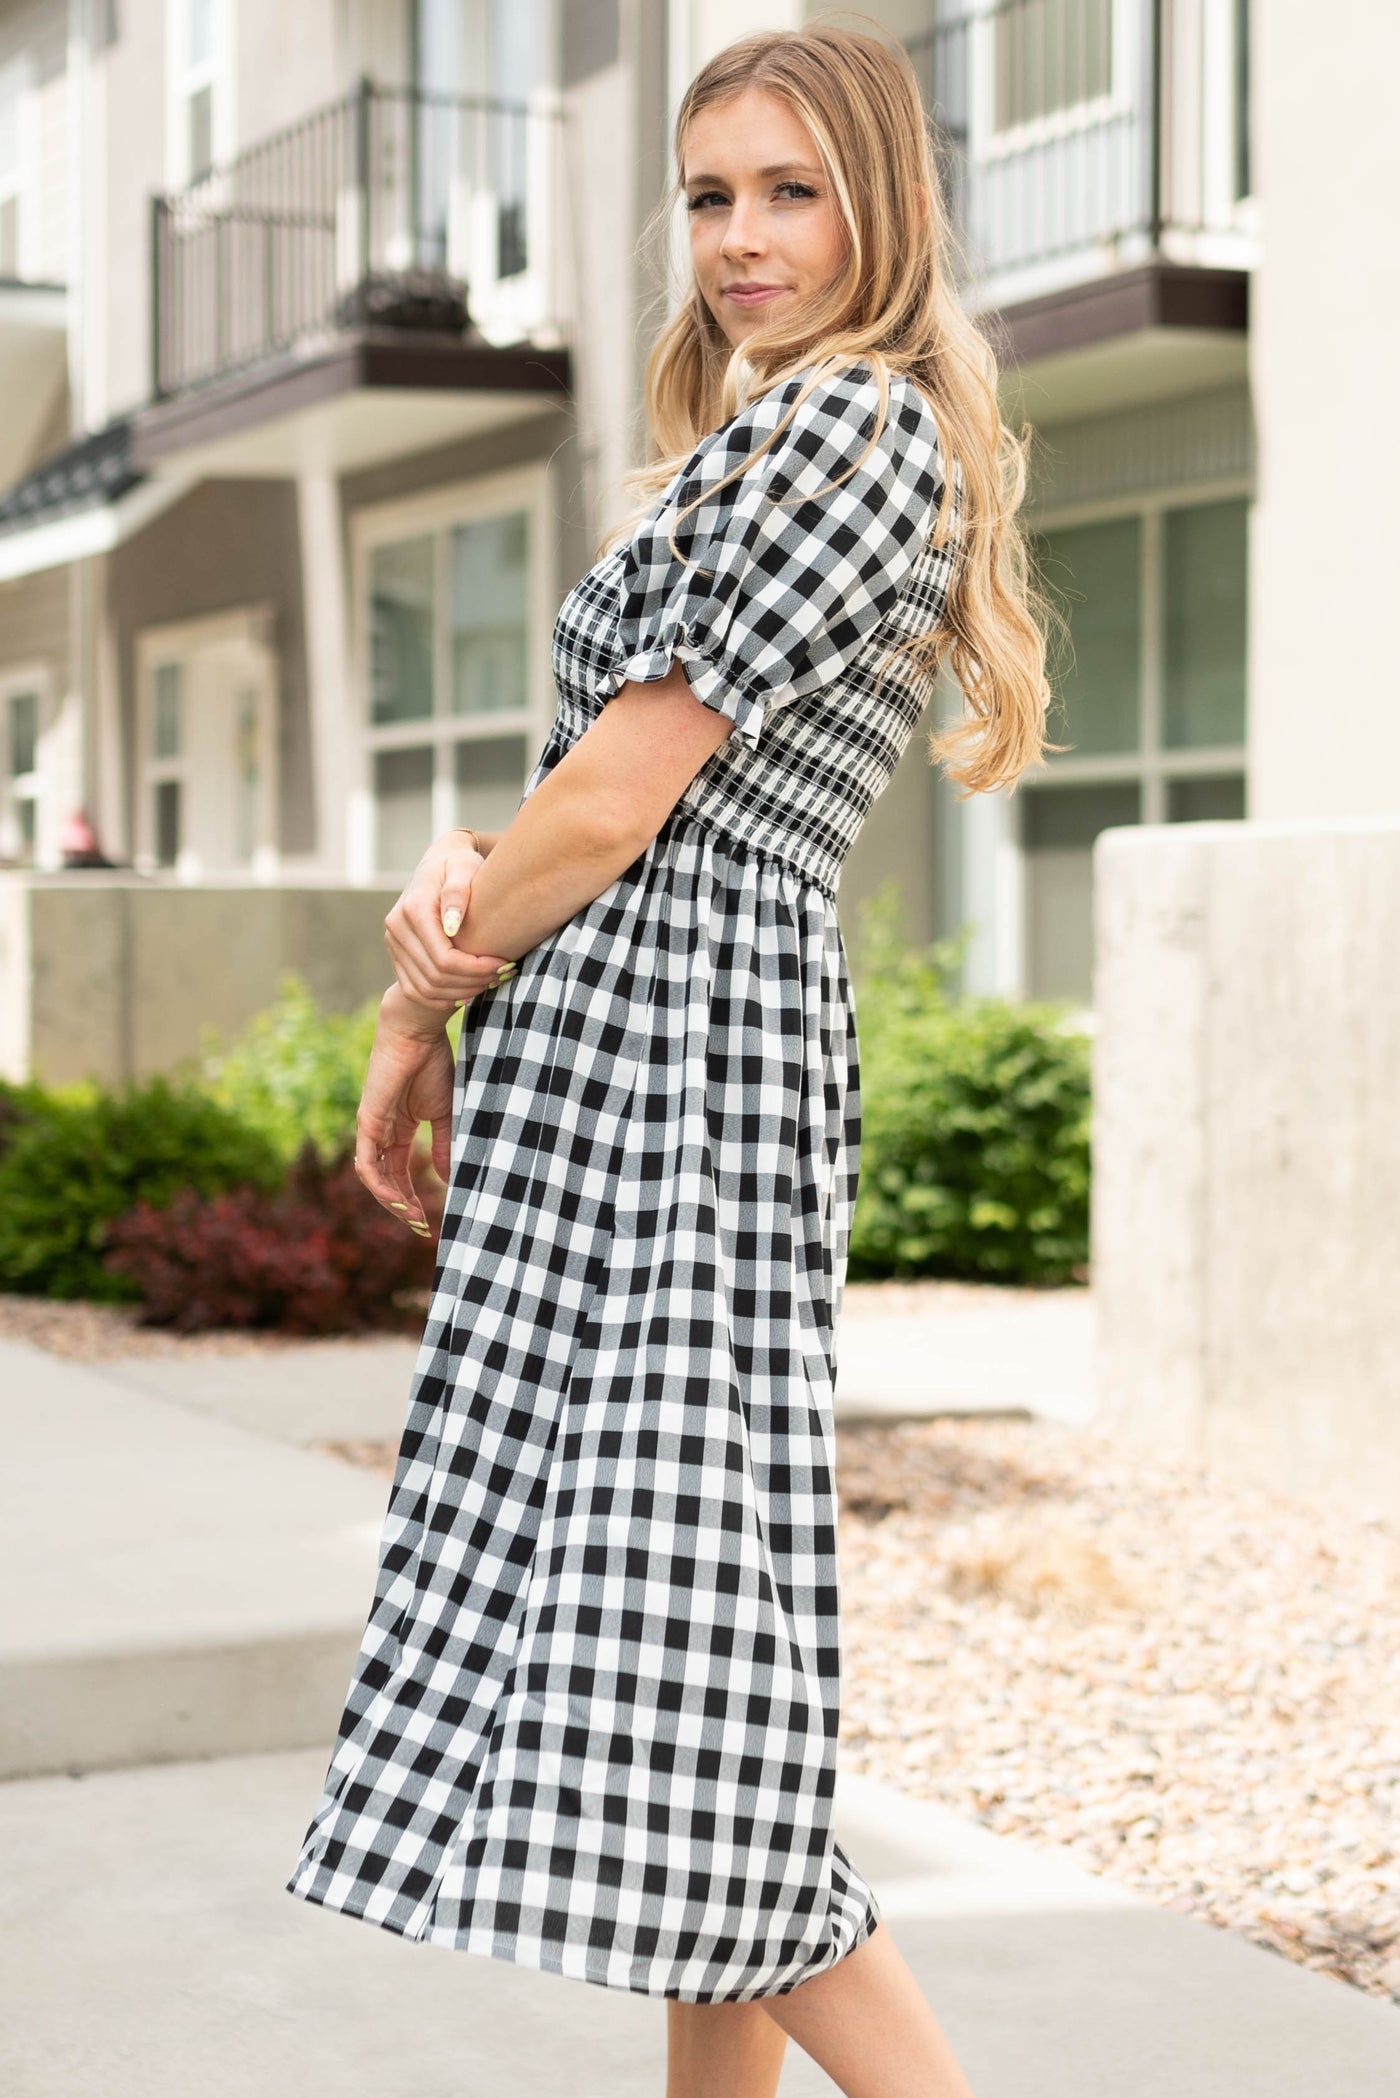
[
  {"x1": 1, "y1": 684, "x2": 41, "y2": 866},
  {"x1": 148, "y1": 661, "x2": 186, "y2": 868},
  {"x1": 136, "y1": 610, "x2": 277, "y2": 878},
  {"x1": 358, "y1": 476, "x2": 545, "y2": 878},
  {"x1": 0, "y1": 58, "x2": 28, "y2": 277},
  {"x1": 994, "y1": 0, "x2": 1114, "y2": 134},
  {"x1": 1022, "y1": 497, "x2": 1249, "y2": 1002},
  {"x1": 171, "y1": 0, "x2": 222, "y2": 183},
  {"x1": 411, "y1": 0, "x2": 541, "y2": 283}
]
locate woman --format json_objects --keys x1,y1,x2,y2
[{"x1": 288, "y1": 22, "x2": 1052, "y2": 2097}]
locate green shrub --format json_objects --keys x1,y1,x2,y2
[
  {"x1": 195, "y1": 975, "x2": 382, "y2": 1165},
  {"x1": 846, "y1": 885, "x2": 1091, "y2": 1286},
  {"x1": 0, "y1": 1080, "x2": 284, "y2": 1301}
]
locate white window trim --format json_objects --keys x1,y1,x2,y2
[
  {"x1": 134, "y1": 603, "x2": 278, "y2": 880},
  {"x1": 350, "y1": 461, "x2": 555, "y2": 882},
  {"x1": 0, "y1": 663, "x2": 50, "y2": 867},
  {"x1": 0, "y1": 53, "x2": 35, "y2": 280},
  {"x1": 165, "y1": 0, "x2": 234, "y2": 188},
  {"x1": 1010, "y1": 478, "x2": 1252, "y2": 992},
  {"x1": 967, "y1": 0, "x2": 1136, "y2": 164}
]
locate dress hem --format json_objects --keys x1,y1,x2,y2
[{"x1": 284, "y1": 1869, "x2": 881, "y2": 2004}]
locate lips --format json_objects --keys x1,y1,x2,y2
[{"x1": 725, "y1": 284, "x2": 789, "y2": 305}]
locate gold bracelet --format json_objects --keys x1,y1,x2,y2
[{"x1": 452, "y1": 826, "x2": 482, "y2": 856}]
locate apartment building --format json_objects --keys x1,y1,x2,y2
[{"x1": 0, "y1": 1, "x2": 1370, "y2": 1062}]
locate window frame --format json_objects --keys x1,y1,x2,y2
[
  {"x1": 1016, "y1": 476, "x2": 1252, "y2": 996},
  {"x1": 166, "y1": 0, "x2": 232, "y2": 188},
  {"x1": 0, "y1": 53, "x2": 33, "y2": 279},
  {"x1": 134, "y1": 604, "x2": 279, "y2": 880},
  {"x1": 349, "y1": 461, "x2": 555, "y2": 882},
  {"x1": 967, "y1": 0, "x2": 1135, "y2": 163},
  {"x1": 0, "y1": 664, "x2": 49, "y2": 868}
]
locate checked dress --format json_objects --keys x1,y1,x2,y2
[{"x1": 286, "y1": 357, "x2": 962, "y2": 2001}]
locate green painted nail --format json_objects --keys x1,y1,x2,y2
[
  {"x1": 494, "y1": 963, "x2": 517, "y2": 985},
  {"x1": 390, "y1": 1201, "x2": 408, "y2": 1211},
  {"x1": 442, "y1": 907, "x2": 463, "y2": 938}
]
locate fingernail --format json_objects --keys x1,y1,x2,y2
[
  {"x1": 441, "y1": 908, "x2": 463, "y2": 938},
  {"x1": 493, "y1": 963, "x2": 517, "y2": 985},
  {"x1": 390, "y1": 1201, "x2": 408, "y2": 1211}
]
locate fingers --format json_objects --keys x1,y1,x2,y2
[
  {"x1": 438, "y1": 842, "x2": 483, "y2": 941},
  {"x1": 384, "y1": 897, "x2": 516, "y2": 1006},
  {"x1": 353, "y1": 1123, "x2": 432, "y2": 1237}
]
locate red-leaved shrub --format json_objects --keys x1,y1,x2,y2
[{"x1": 104, "y1": 1144, "x2": 444, "y2": 1335}]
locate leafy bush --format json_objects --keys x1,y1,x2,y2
[
  {"x1": 0, "y1": 1079, "x2": 285, "y2": 1301},
  {"x1": 846, "y1": 885, "x2": 1091, "y2": 1286},
  {"x1": 195, "y1": 975, "x2": 382, "y2": 1165},
  {"x1": 104, "y1": 1144, "x2": 441, "y2": 1334}
]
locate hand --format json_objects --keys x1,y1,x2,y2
[
  {"x1": 353, "y1": 988, "x2": 457, "y2": 1231},
  {"x1": 384, "y1": 830, "x2": 518, "y2": 1009}
]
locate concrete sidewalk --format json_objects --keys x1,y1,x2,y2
[
  {"x1": 1, "y1": 1749, "x2": 1394, "y2": 2098},
  {"x1": 94, "y1": 1284, "x2": 1097, "y2": 1450},
  {"x1": 3, "y1": 1325, "x2": 1396, "y2": 2093},
  {"x1": 2, "y1": 1289, "x2": 1093, "y2": 1779},
  {"x1": 0, "y1": 1338, "x2": 390, "y2": 1779}
]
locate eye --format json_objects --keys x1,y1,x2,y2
[
  {"x1": 685, "y1": 190, "x2": 726, "y2": 213},
  {"x1": 775, "y1": 181, "x2": 817, "y2": 201}
]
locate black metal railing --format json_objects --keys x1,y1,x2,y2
[
  {"x1": 907, "y1": 0, "x2": 1251, "y2": 293},
  {"x1": 151, "y1": 79, "x2": 560, "y2": 399}
]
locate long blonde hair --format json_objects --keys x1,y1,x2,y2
[{"x1": 604, "y1": 16, "x2": 1063, "y2": 797}]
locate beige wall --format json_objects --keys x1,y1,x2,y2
[
  {"x1": 1248, "y1": 0, "x2": 1400, "y2": 818},
  {"x1": 0, "y1": 875, "x2": 401, "y2": 1086}
]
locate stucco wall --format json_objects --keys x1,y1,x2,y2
[
  {"x1": 0, "y1": 875, "x2": 401, "y2": 1086},
  {"x1": 1092, "y1": 816, "x2": 1400, "y2": 1525}
]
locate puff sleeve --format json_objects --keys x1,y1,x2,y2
[{"x1": 594, "y1": 363, "x2": 950, "y2": 750}]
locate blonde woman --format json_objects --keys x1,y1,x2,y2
[{"x1": 289, "y1": 20, "x2": 1052, "y2": 2097}]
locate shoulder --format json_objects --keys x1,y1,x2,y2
[{"x1": 682, "y1": 359, "x2": 946, "y2": 518}]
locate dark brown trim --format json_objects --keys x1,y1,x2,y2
[
  {"x1": 982, "y1": 262, "x2": 1249, "y2": 369},
  {"x1": 131, "y1": 330, "x2": 573, "y2": 470}
]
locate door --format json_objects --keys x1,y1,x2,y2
[{"x1": 138, "y1": 613, "x2": 278, "y2": 879}]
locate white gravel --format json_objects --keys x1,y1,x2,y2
[{"x1": 836, "y1": 1415, "x2": 1400, "y2": 2008}]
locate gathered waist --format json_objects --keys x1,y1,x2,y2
[{"x1": 657, "y1": 800, "x2": 841, "y2": 903}]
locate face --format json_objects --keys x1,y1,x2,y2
[{"x1": 682, "y1": 88, "x2": 849, "y2": 350}]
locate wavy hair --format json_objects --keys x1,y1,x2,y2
[{"x1": 600, "y1": 15, "x2": 1064, "y2": 796}]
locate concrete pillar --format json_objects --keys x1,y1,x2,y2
[
  {"x1": 1093, "y1": 815, "x2": 1400, "y2": 1524},
  {"x1": 1248, "y1": 0, "x2": 1400, "y2": 818}
]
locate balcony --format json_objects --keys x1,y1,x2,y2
[
  {"x1": 910, "y1": 0, "x2": 1253, "y2": 417},
  {"x1": 134, "y1": 79, "x2": 570, "y2": 481}
]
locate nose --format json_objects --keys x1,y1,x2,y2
[{"x1": 719, "y1": 191, "x2": 765, "y2": 259}]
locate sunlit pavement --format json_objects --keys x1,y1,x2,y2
[
  {"x1": 1, "y1": 1748, "x2": 1395, "y2": 2097},
  {"x1": 6, "y1": 1324, "x2": 1395, "y2": 2093}
]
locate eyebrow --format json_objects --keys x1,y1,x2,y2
[{"x1": 682, "y1": 162, "x2": 823, "y2": 186}]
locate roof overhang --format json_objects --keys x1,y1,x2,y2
[
  {"x1": 131, "y1": 328, "x2": 573, "y2": 480},
  {"x1": 990, "y1": 261, "x2": 1250, "y2": 425},
  {"x1": 0, "y1": 473, "x2": 197, "y2": 584}
]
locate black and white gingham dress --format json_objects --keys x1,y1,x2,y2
[{"x1": 287, "y1": 358, "x2": 961, "y2": 2000}]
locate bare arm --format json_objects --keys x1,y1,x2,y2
[
  {"x1": 358, "y1": 667, "x2": 734, "y2": 1225},
  {"x1": 384, "y1": 663, "x2": 735, "y2": 1010}
]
